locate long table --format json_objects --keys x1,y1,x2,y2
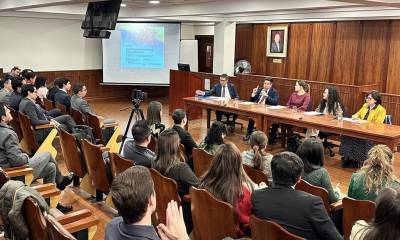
[{"x1": 183, "y1": 97, "x2": 400, "y2": 151}]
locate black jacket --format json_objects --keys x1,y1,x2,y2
[
  {"x1": 204, "y1": 83, "x2": 239, "y2": 99},
  {"x1": 162, "y1": 162, "x2": 199, "y2": 196},
  {"x1": 9, "y1": 92, "x2": 23, "y2": 111},
  {"x1": 172, "y1": 125, "x2": 197, "y2": 158},
  {"x1": 250, "y1": 87, "x2": 279, "y2": 106},
  {"x1": 252, "y1": 186, "x2": 342, "y2": 240},
  {"x1": 54, "y1": 89, "x2": 71, "y2": 110},
  {"x1": 122, "y1": 140, "x2": 155, "y2": 168}
]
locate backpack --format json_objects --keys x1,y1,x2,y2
[{"x1": 287, "y1": 133, "x2": 301, "y2": 153}]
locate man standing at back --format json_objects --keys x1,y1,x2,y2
[
  {"x1": 0, "y1": 79, "x2": 13, "y2": 105},
  {"x1": 252, "y1": 151, "x2": 342, "y2": 240}
]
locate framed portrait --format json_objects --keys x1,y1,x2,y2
[{"x1": 266, "y1": 25, "x2": 288, "y2": 58}]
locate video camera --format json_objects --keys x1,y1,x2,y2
[{"x1": 132, "y1": 89, "x2": 148, "y2": 108}]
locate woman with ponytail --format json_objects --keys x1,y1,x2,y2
[
  {"x1": 348, "y1": 144, "x2": 399, "y2": 201},
  {"x1": 241, "y1": 131, "x2": 273, "y2": 184}
]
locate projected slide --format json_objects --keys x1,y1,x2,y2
[{"x1": 120, "y1": 25, "x2": 165, "y2": 68}]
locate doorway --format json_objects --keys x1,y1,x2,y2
[{"x1": 195, "y1": 35, "x2": 214, "y2": 73}]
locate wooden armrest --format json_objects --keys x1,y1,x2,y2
[
  {"x1": 62, "y1": 214, "x2": 99, "y2": 233},
  {"x1": 182, "y1": 194, "x2": 191, "y2": 202},
  {"x1": 101, "y1": 147, "x2": 110, "y2": 152},
  {"x1": 5, "y1": 167, "x2": 34, "y2": 177},
  {"x1": 102, "y1": 123, "x2": 118, "y2": 129},
  {"x1": 56, "y1": 209, "x2": 92, "y2": 225},
  {"x1": 330, "y1": 200, "x2": 343, "y2": 211},
  {"x1": 32, "y1": 183, "x2": 61, "y2": 198},
  {"x1": 35, "y1": 124, "x2": 54, "y2": 130},
  {"x1": 32, "y1": 183, "x2": 56, "y2": 192},
  {"x1": 4, "y1": 165, "x2": 30, "y2": 171}
]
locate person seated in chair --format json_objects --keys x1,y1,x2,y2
[
  {"x1": 23, "y1": 70, "x2": 36, "y2": 85},
  {"x1": 195, "y1": 74, "x2": 239, "y2": 131},
  {"x1": 122, "y1": 120, "x2": 155, "y2": 168},
  {"x1": 146, "y1": 101, "x2": 166, "y2": 139},
  {"x1": 244, "y1": 77, "x2": 279, "y2": 141},
  {"x1": 9, "y1": 78, "x2": 24, "y2": 111},
  {"x1": 71, "y1": 83, "x2": 93, "y2": 115},
  {"x1": 0, "y1": 103, "x2": 73, "y2": 212},
  {"x1": 54, "y1": 77, "x2": 72, "y2": 112},
  {"x1": 252, "y1": 151, "x2": 342, "y2": 240},
  {"x1": 19, "y1": 84, "x2": 76, "y2": 144},
  {"x1": 171, "y1": 109, "x2": 198, "y2": 160},
  {"x1": 198, "y1": 121, "x2": 226, "y2": 155},
  {"x1": 0, "y1": 78, "x2": 13, "y2": 106},
  {"x1": 105, "y1": 166, "x2": 189, "y2": 240}
]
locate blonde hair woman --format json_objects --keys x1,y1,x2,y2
[{"x1": 348, "y1": 144, "x2": 399, "y2": 201}]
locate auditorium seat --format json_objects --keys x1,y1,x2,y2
[
  {"x1": 190, "y1": 187, "x2": 239, "y2": 239},
  {"x1": 342, "y1": 197, "x2": 375, "y2": 240},
  {"x1": 9, "y1": 107, "x2": 23, "y2": 141},
  {"x1": 149, "y1": 168, "x2": 181, "y2": 225},
  {"x1": 243, "y1": 164, "x2": 269, "y2": 186},
  {"x1": 70, "y1": 108, "x2": 86, "y2": 125},
  {"x1": 110, "y1": 152, "x2": 134, "y2": 178},
  {"x1": 2, "y1": 165, "x2": 34, "y2": 185},
  {"x1": 55, "y1": 101, "x2": 69, "y2": 115},
  {"x1": 192, "y1": 148, "x2": 213, "y2": 178},
  {"x1": 250, "y1": 215, "x2": 304, "y2": 240},
  {"x1": 43, "y1": 98, "x2": 55, "y2": 111},
  {"x1": 86, "y1": 112, "x2": 118, "y2": 145}
]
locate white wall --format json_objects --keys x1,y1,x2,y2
[
  {"x1": 180, "y1": 24, "x2": 214, "y2": 40},
  {"x1": 0, "y1": 16, "x2": 102, "y2": 71},
  {"x1": 213, "y1": 21, "x2": 236, "y2": 75}
]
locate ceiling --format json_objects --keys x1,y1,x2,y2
[{"x1": 2, "y1": 0, "x2": 400, "y2": 23}]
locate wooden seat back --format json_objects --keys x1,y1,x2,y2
[
  {"x1": 190, "y1": 187, "x2": 238, "y2": 240},
  {"x1": 9, "y1": 107, "x2": 23, "y2": 141},
  {"x1": 18, "y1": 111, "x2": 39, "y2": 153},
  {"x1": 70, "y1": 108, "x2": 86, "y2": 125},
  {"x1": 295, "y1": 179, "x2": 330, "y2": 213},
  {"x1": 45, "y1": 214, "x2": 77, "y2": 240},
  {"x1": 58, "y1": 128, "x2": 86, "y2": 178},
  {"x1": 192, "y1": 148, "x2": 213, "y2": 178},
  {"x1": 110, "y1": 152, "x2": 134, "y2": 178},
  {"x1": 0, "y1": 168, "x2": 10, "y2": 189},
  {"x1": 86, "y1": 112, "x2": 105, "y2": 144},
  {"x1": 22, "y1": 197, "x2": 49, "y2": 240},
  {"x1": 343, "y1": 197, "x2": 375, "y2": 240},
  {"x1": 243, "y1": 164, "x2": 268, "y2": 185},
  {"x1": 250, "y1": 215, "x2": 304, "y2": 240},
  {"x1": 81, "y1": 139, "x2": 110, "y2": 194},
  {"x1": 149, "y1": 168, "x2": 181, "y2": 225},
  {"x1": 43, "y1": 98, "x2": 54, "y2": 111},
  {"x1": 55, "y1": 101, "x2": 69, "y2": 115}
]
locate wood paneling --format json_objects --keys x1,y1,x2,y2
[
  {"x1": 356, "y1": 21, "x2": 390, "y2": 90},
  {"x1": 331, "y1": 21, "x2": 361, "y2": 85},
  {"x1": 309, "y1": 23, "x2": 336, "y2": 82},
  {"x1": 287, "y1": 23, "x2": 312, "y2": 79},
  {"x1": 235, "y1": 24, "x2": 254, "y2": 63},
  {"x1": 386, "y1": 21, "x2": 400, "y2": 94},
  {"x1": 251, "y1": 24, "x2": 268, "y2": 75}
]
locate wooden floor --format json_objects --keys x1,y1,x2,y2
[{"x1": 55, "y1": 97, "x2": 400, "y2": 240}]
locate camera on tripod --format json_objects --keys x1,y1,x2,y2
[{"x1": 132, "y1": 89, "x2": 147, "y2": 107}]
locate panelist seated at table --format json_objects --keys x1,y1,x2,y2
[
  {"x1": 244, "y1": 77, "x2": 279, "y2": 140},
  {"x1": 195, "y1": 74, "x2": 239, "y2": 130},
  {"x1": 340, "y1": 90, "x2": 386, "y2": 168}
]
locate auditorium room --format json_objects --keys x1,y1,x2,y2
[{"x1": 1, "y1": 0, "x2": 400, "y2": 239}]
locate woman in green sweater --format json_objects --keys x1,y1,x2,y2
[
  {"x1": 297, "y1": 138, "x2": 340, "y2": 203},
  {"x1": 348, "y1": 144, "x2": 399, "y2": 201}
]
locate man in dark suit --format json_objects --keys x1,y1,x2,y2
[
  {"x1": 54, "y1": 77, "x2": 72, "y2": 111},
  {"x1": 171, "y1": 109, "x2": 197, "y2": 161},
  {"x1": 252, "y1": 152, "x2": 342, "y2": 240},
  {"x1": 195, "y1": 74, "x2": 239, "y2": 130},
  {"x1": 9, "y1": 78, "x2": 23, "y2": 111},
  {"x1": 244, "y1": 77, "x2": 279, "y2": 140},
  {"x1": 270, "y1": 32, "x2": 284, "y2": 53}
]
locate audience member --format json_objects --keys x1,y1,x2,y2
[
  {"x1": 122, "y1": 120, "x2": 155, "y2": 167},
  {"x1": 297, "y1": 138, "x2": 340, "y2": 203},
  {"x1": 340, "y1": 90, "x2": 387, "y2": 167},
  {"x1": 153, "y1": 129, "x2": 199, "y2": 232},
  {"x1": 200, "y1": 143, "x2": 257, "y2": 234},
  {"x1": 245, "y1": 77, "x2": 279, "y2": 141},
  {"x1": 24, "y1": 71, "x2": 36, "y2": 85},
  {"x1": 105, "y1": 166, "x2": 189, "y2": 240},
  {"x1": 47, "y1": 77, "x2": 62, "y2": 102},
  {"x1": 350, "y1": 187, "x2": 400, "y2": 240},
  {"x1": 9, "y1": 78, "x2": 23, "y2": 110},
  {"x1": 286, "y1": 80, "x2": 311, "y2": 111},
  {"x1": 242, "y1": 131, "x2": 273, "y2": 185},
  {"x1": 0, "y1": 78, "x2": 12, "y2": 105},
  {"x1": 196, "y1": 74, "x2": 239, "y2": 130},
  {"x1": 252, "y1": 151, "x2": 342, "y2": 240},
  {"x1": 198, "y1": 121, "x2": 226, "y2": 155},
  {"x1": 35, "y1": 76, "x2": 48, "y2": 104},
  {"x1": 54, "y1": 77, "x2": 72, "y2": 111},
  {"x1": 71, "y1": 83, "x2": 92, "y2": 114},
  {"x1": 19, "y1": 84, "x2": 76, "y2": 144},
  {"x1": 3, "y1": 66, "x2": 21, "y2": 81},
  {"x1": 171, "y1": 109, "x2": 198, "y2": 160},
  {"x1": 146, "y1": 101, "x2": 165, "y2": 138},
  {"x1": 348, "y1": 144, "x2": 399, "y2": 201},
  {"x1": 0, "y1": 103, "x2": 72, "y2": 212}
]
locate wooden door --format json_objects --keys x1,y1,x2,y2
[{"x1": 196, "y1": 35, "x2": 214, "y2": 73}]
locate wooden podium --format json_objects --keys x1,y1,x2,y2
[{"x1": 169, "y1": 70, "x2": 203, "y2": 119}]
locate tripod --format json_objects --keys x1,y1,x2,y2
[{"x1": 119, "y1": 100, "x2": 145, "y2": 154}]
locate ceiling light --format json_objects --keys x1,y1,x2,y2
[
  {"x1": 120, "y1": 3, "x2": 127, "y2": 7},
  {"x1": 149, "y1": 0, "x2": 160, "y2": 4}
]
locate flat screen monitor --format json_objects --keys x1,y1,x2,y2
[
  {"x1": 178, "y1": 63, "x2": 190, "y2": 72},
  {"x1": 81, "y1": 0, "x2": 122, "y2": 30}
]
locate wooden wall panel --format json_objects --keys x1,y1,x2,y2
[
  {"x1": 356, "y1": 21, "x2": 390, "y2": 90},
  {"x1": 386, "y1": 21, "x2": 400, "y2": 94},
  {"x1": 235, "y1": 24, "x2": 254, "y2": 63},
  {"x1": 287, "y1": 23, "x2": 312, "y2": 79},
  {"x1": 251, "y1": 24, "x2": 268, "y2": 74},
  {"x1": 308, "y1": 23, "x2": 336, "y2": 82},
  {"x1": 331, "y1": 21, "x2": 361, "y2": 85}
]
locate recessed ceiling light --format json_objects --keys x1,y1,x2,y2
[
  {"x1": 120, "y1": 3, "x2": 127, "y2": 7},
  {"x1": 149, "y1": 0, "x2": 160, "y2": 4}
]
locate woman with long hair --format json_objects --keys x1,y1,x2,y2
[
  {"x1": 350, "y1": 187, "x2": 400, "y2": 240},
  {"x1": 297, "y1": 138, "x2": 340, "y2": 203},
  {"x1": 146, "y1": 101, "x2": 165, "y2": 138},
  {"x1": 198, "y1": 121, "x2": 227, "y2": 155},
  {"x1": 286, "y1": 80, "x2": 311, "y2": 111},
  {"x1": 241, "y1": 131, "x2": 273, "y2": 184},
  {"x1": 200, "y1": 143, "x2": 259, "y2": 234},
  {"x1": 348, "y1": 144, "x2": 399, "y2": 201}
]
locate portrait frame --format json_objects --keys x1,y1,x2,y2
[{"x1": 266, "y1": 25, "x2": 289, "y2": 58}]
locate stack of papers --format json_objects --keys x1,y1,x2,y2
[
  {"x1": 342, "y1": 118, "x2": 369, "y2": 124},
  {"x1": 302, "y1": 111, "x2": 324, "y2": 116},
  {"x1": 239, "y1": 102, "x2": 254, "y2": 105},
  {"x1": 266, "y1": 105, "x2": 286, "y2": 110}
]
